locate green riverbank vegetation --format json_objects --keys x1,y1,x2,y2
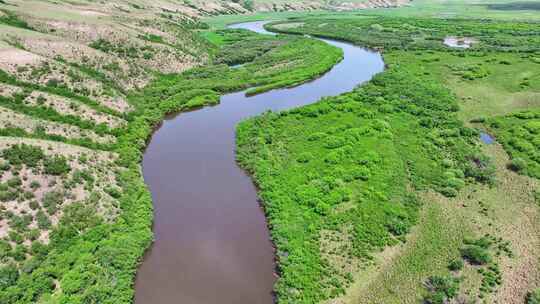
[{"x1": 236, "y1": 14, "x2": 540, "y2": 304}]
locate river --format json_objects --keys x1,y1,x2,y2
[{"x1": 134, "y1": 21, "x2": 384, "y2": 304}]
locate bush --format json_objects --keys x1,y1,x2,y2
[
  {"x1": 7, "y1": 177, "x2": 22, "y2": 188},
  {"x1": 0, "y1": 189, "x2": 17, "y2": 202},
  {"x1": 448, "y1": 259, "x2": 464, "y2": 271},
  {"x1": 508, "y1": 157, "x2": 527, "y2": 172},
  {"x1": 29, "y1": 200, "x2": 39, "y2": 210},
  {"x1": 424, "y1": 275, "x2": 461, "y2": 304},
  {"x1": 440, "y1": 187, "x2": 458, "y2": 197},
  {"x1": 36, "y1": 210, "x2": 51, "y2": 230},
  {"x1": 297, "y1": 152, "x2": 313, "y2": 163},
  {"x1": 0, "y1": 264, "x2": 19, "y2": 289},
  {"x1": 104, "y1": 185, "x2": 122, "y2": 199},
  {"x1": 461, "y1": 245, "x2": 491, "y2": 265},
  {"x1": 30, "y1": 181, "x2": 41, "y2": 190},
  {"x1": 324, "y1": 136, "x2": 346, "y2": 149},
  {"x1": 2, "y1": 144, "x2": 44, "y2": 167},
  {"x1": 527, "y1": 288, "x2": 540, "y2": 304},
  {"x1": 43, "y1": 155, "x2": 71, "y2": 175}
]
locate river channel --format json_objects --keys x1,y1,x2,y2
[{"x1": 135, "y1": 20, "x2": 384, "y2": 304}]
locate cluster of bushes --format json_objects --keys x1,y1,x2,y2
[
  {"x1": 2, "y1": 144, "x2": 44, "y2": 167},
  {"x1": 89, "y1": 39, "x2": 141, "y2": 59},
  {"x1": 235, "y1": 48, "x2": 493, "y2": 302},
  {"x1": 487, "y1": 109, "x2": 540, "y2": 178},
  {"x1": 423, "y1": 275, "x2": 461, "y2": 304},
  {"x1": 422, "y1": 234, "x2": 511, "y2": 302},
  {"x1": 528, "y1": 289, "x2": 540, "y2": 304},
  {"x1": 0, "y1": 127, "x2": 111, "y2": 151},
  {"x1": 0, "y1": 70, "x2": 120, "y2": 118},
  {"x1": 211, "y1": 29, "x2": 286, "y2": 65},
  {"x1": 0, "y1": 9, "x2": 33, "y2": 30},
  {"x1": 449, "y1": 63, "x2": 490, "y2": 80},
  {"x1": 268, "y1": 16, "x2": 540, "y2": 53},
  {"x1": 0, "y1": 91, "x2": 113, "y2": 137},
  {"x1": 1, "y1": 144, "x2": 71, "y2": 175},
  {"x1": 460, "y1": 237, "x2": 493, "y2": 265}
]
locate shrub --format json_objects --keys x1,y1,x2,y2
[
  {"x1": 324, "y1": 151, "x2": 341, "y2": 164},
  {"x1": 30, "y1": 181, "x2": 41, "y2": 190},
  {"x1": 297, "y1": 152, "x2": 313, "y2": 163},
  {"x1": 7, "y1": 177, "x2": 22, "y2": 188},
  {"x1": 305, "y1": 131, "x2": 324, "y2": 141},
  {"x1": 440, "y1": 187, "x2": 458, "y2": 197},
  {"x1": 12, "y1": 244, "x2": 27, "y2": 261},
  {"x1": 0, "y1": 264, "x2": 19, "y2": 289},
  {"x1": 461, "y1": 245, "x2": 491, "y2": 265},
  {"x1": 527, "y1": 288, "x2": 540, "y2": 304},
  {"x1": 424, "y1": 275, "x2": 461, "y2": 304},
  {"x1": 29, "y1": 200, "x2": 39, "y2": 210},
  {"x1": 2, "y1": 144, "x2": 44, "y2": 167},
  {"x1": 324, "y1": 136, "x2": 346, "y2": 149},
  {"x1": 43, "y1": 155, "x2": 70, "y2": 175},
  {"x1": 36, "y1": 210, "x2": 51, "y2": 230},
  {"x1": 508, "y1": 157, "x2": 527, "y2": 172},
  {"x1": 0, "y1": 189, "x2": 17, "y2": 202},
  {"x1": 104, "y1": 185, "x2": 122, "y2": 199},
  {"x1": 26, "y1": 229, "x2": 40, "y2": 241},
  {"x1": 9, "y1": 231, "x2": 24, "y2": 244},
  {"x1": 448, "y1": 259, "x2": 464, "y2": 271}
]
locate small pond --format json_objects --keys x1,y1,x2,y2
[
  {"x1": 480, "y1": 132, "x2": 495, "y2": 144},
  {"x1": 444, "y1": 36, "x2": 476, "y2": 49}
]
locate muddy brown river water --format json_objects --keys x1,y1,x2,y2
[{"x1": 134, "y1": 21, "x2": 384, "y2": 304}]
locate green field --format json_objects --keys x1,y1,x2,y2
[{"x1": 234, "y1": 9, "x2": 540, "y2": 304}]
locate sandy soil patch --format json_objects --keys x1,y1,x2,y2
[{"x1": 0, "y1": 48, "x2": 44, "y2": 72}]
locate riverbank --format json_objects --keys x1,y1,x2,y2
[
  {"x1": 238, "y1": 16, "x2": 539, "y2": 304},
  {"x1": 133, "y1": 22, "x2": 377, "y2": 304}
]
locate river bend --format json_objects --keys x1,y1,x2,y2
[{"x1": 135, "y1": 21, "x2": 384, "y2": 304}]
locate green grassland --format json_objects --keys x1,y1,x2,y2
[
  {"x1": 204, "y1": 0, "x2": 540, "y2": 30},
  {"x1": 235, "y1": 13, "x2": 540, "y2": 304},
  {"x1": 487, "y1": 110, "x2": 540, "y2": 179},
  {"x1": 237, "y1": 52, "x2": 493, "y2": 303},
  {"x1": 362, "y1": 0, "x2": 540, "y2": 20}
]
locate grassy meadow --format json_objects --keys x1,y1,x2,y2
[{"x1": 233, "y1": 7, "x2": 540, "y2": 304}]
